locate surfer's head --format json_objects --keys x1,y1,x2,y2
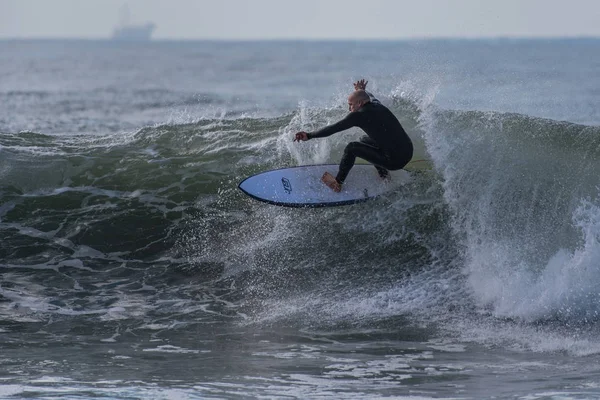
[{"x1": 348, "y1": 90, "x2": 370, "y2": 112}]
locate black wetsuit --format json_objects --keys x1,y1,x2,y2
[{"x1": 307, "y1": 101, "x2": 413, "y2": 183}]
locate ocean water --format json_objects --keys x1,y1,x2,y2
[{"x1": 2, "y1": 38, "x2": 600, "y2": 399}]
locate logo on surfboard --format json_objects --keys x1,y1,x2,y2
[{"x1": 281, "y1": 177, "x2": 292, "y2": 194}]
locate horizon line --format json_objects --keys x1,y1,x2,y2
[{"x1": 2, "y1": 34, "x2": 600, "y2": 42}]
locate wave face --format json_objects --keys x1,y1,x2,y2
[
  {"x1": 423, "y1": 107, "x2": 600, "y2": 322},
  {"x1": 3, "y1": 93, "x2": 600, "y2": 355}
]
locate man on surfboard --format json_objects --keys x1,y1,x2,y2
[{"x1": 293, "y1": 80, "x2": 413, "y2": 192}]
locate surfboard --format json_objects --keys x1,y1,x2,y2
[{"x1": 238, "y1": 164, "x2": 409, "y2": 208}]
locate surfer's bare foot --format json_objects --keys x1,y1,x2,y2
[{"x1": 321, "y1": 172, "x2": 342, "y2": 193}]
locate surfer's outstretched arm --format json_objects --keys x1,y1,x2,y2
[
  {"x1": 293, "y1": 112, "x2": 359, "y2": 142},
  {"x1": 293, "y1": 89, "x2": 369, "y2": 143},
  {"x1": 307, "y1": 113, "x2": 359, "y2": 139}
]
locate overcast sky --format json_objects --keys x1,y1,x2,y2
[{"x1": 2, "y1": 0, "x2": 600, "y2": 40}]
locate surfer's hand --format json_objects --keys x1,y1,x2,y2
[
  {"x1": 294, "y1": 132, "x2": 309, "y2": 142},
  {"x1": 354, "y1": 79, "x2": 368, "y2": 90}
]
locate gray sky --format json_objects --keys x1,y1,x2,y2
[{"x1": 2, "y1": 0, "x2": 600, "y2": 40}]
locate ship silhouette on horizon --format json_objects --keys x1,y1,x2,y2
[{"x1": 111, "y1": 4, "x2": 155, "y2": 41}]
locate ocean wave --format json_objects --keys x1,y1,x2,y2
[
  {"x1": 422, "y1": 104, "x2": 600, "y2": 323},
  {"x1": 2, "y1": 100, "x2": 600, "y2": 334}
]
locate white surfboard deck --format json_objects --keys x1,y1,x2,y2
[{"x1": 238, "y1": 164, "x2": 410, "y2": 208}]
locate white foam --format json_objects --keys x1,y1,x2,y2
[
  {"x1": 0, "y1": 385, "x2": 25, "y2": 396},
  {"x1": 464, "y1": 197, "x2": 600, "y2": 322},
  {"x1": 142, "y1": 345, "x2": 208, "y2": 354}
]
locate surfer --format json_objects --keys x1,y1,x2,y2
[{"x1": 293, "y1": 80, "x2": 413, "y2": 192}]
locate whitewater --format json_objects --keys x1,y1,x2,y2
[{"x1": 2, "y1": 39, "x2": 600, "y2": 399}]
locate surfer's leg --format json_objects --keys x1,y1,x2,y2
[
  {"x1": 359, "y1": 135, "x2": 377, "y2": 146},
  {"x1": 359, "y1": 136, "x2": 389, "y2": 179},
  {"x1": 336, "y1": 141, "x2": 391, "y2": 183}
]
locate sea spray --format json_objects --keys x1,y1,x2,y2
[{"x1": 422, "y1": 104, "x2": 600, "y2": 322}]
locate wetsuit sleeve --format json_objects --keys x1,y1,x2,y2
[{"x1": 307, "y1": 112, "x2": 360, "y2": 139}]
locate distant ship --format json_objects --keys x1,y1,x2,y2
[
  {"x1": 112, "y1": 22, "x2": 156, "y2": 41},
  {"x1": 111, "y1": 4, "x2": 155, "y2": 41}
]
